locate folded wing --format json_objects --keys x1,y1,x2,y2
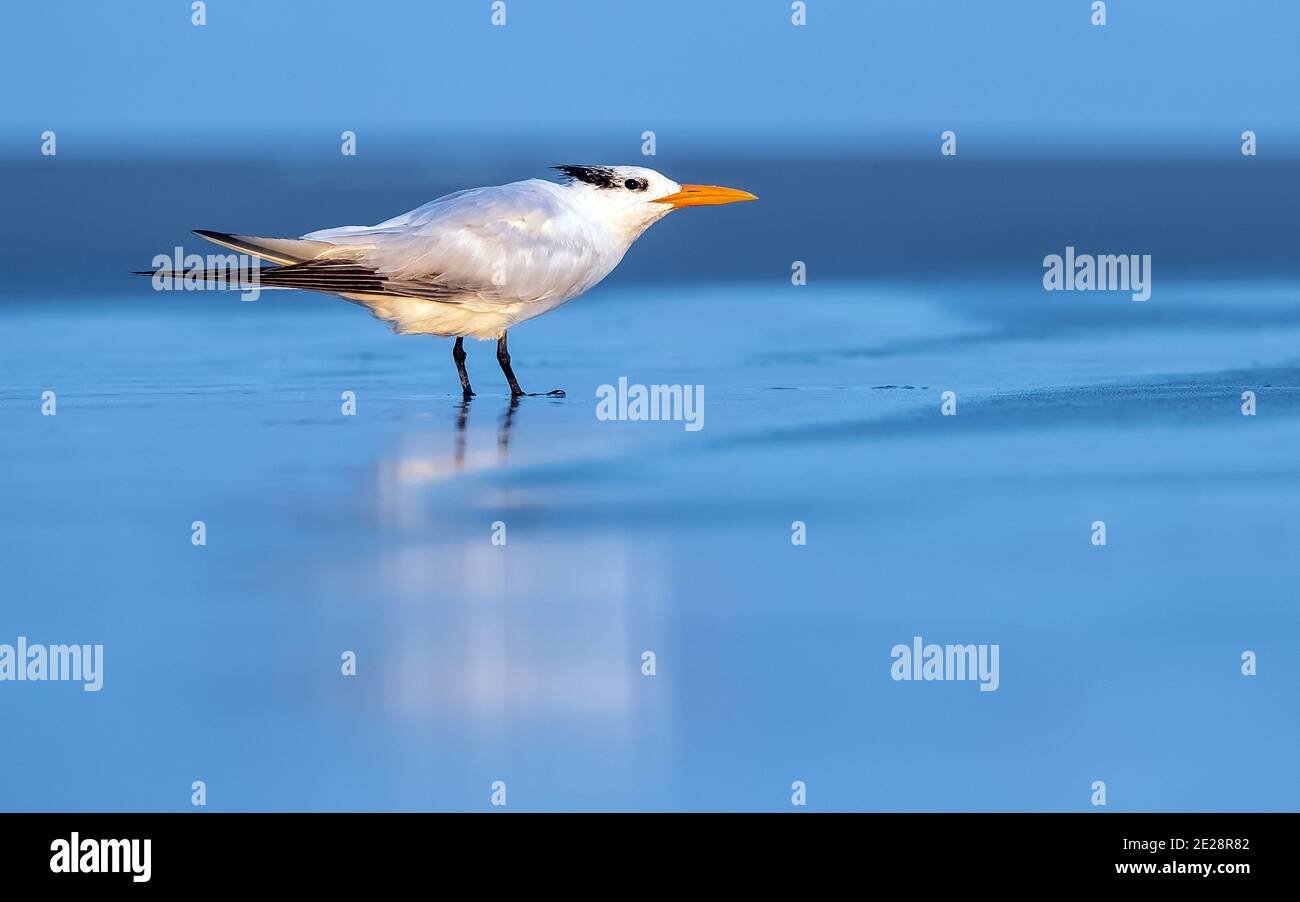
[{"x1": 187, "y1": 179, "x2": 623, "y2": 336}]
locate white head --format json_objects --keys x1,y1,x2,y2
[{"x1": 553, "y1": 164, "x2": 756, "y2": 244}]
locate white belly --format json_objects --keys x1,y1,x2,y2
[{"x1": 341, "y1": 291, "x2": 580, "y2": 340}]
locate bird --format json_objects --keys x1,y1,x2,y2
[{"x1": 149, "y1": 165, "x2": 755, "y2": 398}]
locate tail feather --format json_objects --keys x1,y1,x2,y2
[
  {"x1": 133, "y1": 257, "x2": 464, "y2": 305},
  {"x1": 192, "y1": 229, "x2": 335, "y2": 265},
  {"x1": 131, "y1": 268, "x2": 270, "y2": 289}
]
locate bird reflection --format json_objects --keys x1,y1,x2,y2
[
  {"x1": 498, "y1": 396, "x2": 519, "y2": 459},
  {"x1": 454, "y1": 399, "x2": 469, "y2": 468},
  {"x1": 453, "y1": 396, "x2": 519, "y2": 470}
]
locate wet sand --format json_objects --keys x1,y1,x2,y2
[{"x1": 1, "y1": 277, "x2": 1297, "y2": 810}]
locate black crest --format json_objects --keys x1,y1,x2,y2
[{"x1": 553, "y1": 165, "x2": 620, "y2": 189}]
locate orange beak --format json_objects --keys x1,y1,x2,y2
[{"x1": 655, "y1": 184, "x2": 758, "y2": 208}]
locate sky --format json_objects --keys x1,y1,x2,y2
[{"x1": 2, "y1": 0, "x2": 1298, "y2": 154}]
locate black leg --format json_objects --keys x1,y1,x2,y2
[
  {"x1": 496, "y1": 333, "x2": 524, "y2": 397},
  {"x1": 452, "y1": 337, "x2": 473, "y2": 398},
  {"x1": 496, "y1": 331, "x2": 565, "y2": 398}
]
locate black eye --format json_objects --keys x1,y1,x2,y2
[{"x1": 624, "y1": 178, "x2": 643, "y2": 191}]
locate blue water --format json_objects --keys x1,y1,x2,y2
[{"x1": 2, "y1": 277, "x2": 1297, "y2": 811}]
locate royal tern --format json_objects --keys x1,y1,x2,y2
[{"x1": 151, "y1": 165, "x2": 755, "y2": 398}]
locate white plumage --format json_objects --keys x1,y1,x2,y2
[
  {"x1": 185, "y1": 164, "x2": 755, "y2": 396},
  {"x1": 302, "y1": 174, "x2": 662, "y2": 339}
]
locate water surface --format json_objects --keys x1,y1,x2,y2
[{"x1": 1, "y1": 278, "x2": 1297, "y2": 810}]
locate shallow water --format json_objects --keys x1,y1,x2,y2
[{"x1": 1, "y1": 278, "x2": 1297, "y2": 811}]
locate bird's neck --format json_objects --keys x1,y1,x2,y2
[
  {"x1": 567, "y1": 187, "x2": 673, "y2": 249},
  {"x1": 608, "y1": 204, "x2": 674, "y2": 248}
]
